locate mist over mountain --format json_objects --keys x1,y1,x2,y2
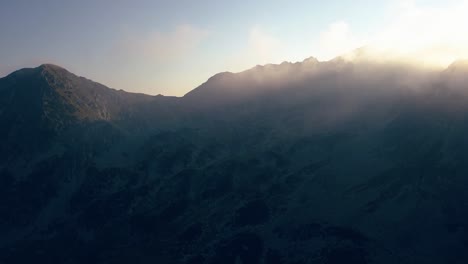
[{"x1": 2, "y1": 56, "x2": 468, "y2": 263}]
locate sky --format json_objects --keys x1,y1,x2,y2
[{"x1": 1, "y1": 0, "x2": 468, "y2": 96}]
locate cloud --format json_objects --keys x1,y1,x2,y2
[
  {"x1": 220, "y1": 26, "x2": 288, "y2": 73},
  {"x1": 248, "y1": 25, "x2": 284, "y2": 64},
  {"x1": 313, "y1": 0, "x2": 468, "y2": 66},
  {"x1": 371, "y1": 0, "x2": 468, "y2": 65},
  {"x1": 116, "y1": 24, "x2": 210, "y2": 64},
  {"x1": 314, "y1": 21, "x2": 365, "y2": 61},
  {"x1": 75, "y1": 24, "x2": 212, "y2": 96}
]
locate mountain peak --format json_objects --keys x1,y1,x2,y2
[
  {"x1": 4, "y1": 64, "x2": 71, "y2": 81},
  {"x1": 0, "y1": 64, "x2": 159, "y2": 128},
  {"x1": 302, "y1": 56, "x2": 319, "y2": 64},
  {"x1": 38, "y1": 63, "x2": 66, "y2": 70},
  {"x1": 447, "y1": 59, "x2": 468, "y2": 72},
  {"x1": 37, "y1": 63, "x2": 73, "y2": 79}
]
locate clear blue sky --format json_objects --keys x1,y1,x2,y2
[{"x1": 1, "y1": 0, "x2": 465, "y2": 95}]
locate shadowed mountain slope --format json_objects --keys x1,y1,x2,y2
[
  {"x1": 0, "y1": 64, "x2": 181, "y2": 160},
  {"x1": 2, "y1": 59, "x2": 468, "y2": 264}
]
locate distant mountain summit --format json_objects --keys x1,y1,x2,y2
[
  {"x1": 184, "y1": 56, "x2": 323, "y2": 106},
  {"x1": 0, "y1": 64, "x2": 169, "y2": 161},
  {"x1": 0, "y1": 64, "x2": 165, "y2": 131},
  {"x1": 446, "y1": 59, "x2": 468, "y2": 72}
]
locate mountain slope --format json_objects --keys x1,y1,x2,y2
[
  {"x1": 0, "y1": 64, "x2": 160, "y2": 126},
  {"x1": 2, "y1": 59, "x2": 468, "y2": 264},
  {"x1": 0, "y1": 64, "x2": 181, "y2": 160}
]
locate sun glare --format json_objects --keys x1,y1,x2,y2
[{"x1": 316, "y1": 0, "x2": 468, "y2": 68}]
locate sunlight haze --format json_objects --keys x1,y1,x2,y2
[{"x1": 1, "y1": 0, "x2": 467, "y2": 95}]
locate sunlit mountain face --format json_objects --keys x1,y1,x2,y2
[{"x1": 1, "y1": 56, "x2": 468, "y2": 264}]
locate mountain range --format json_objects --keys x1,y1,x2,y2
[{"x1": 1, "y1": 56, "x2": 468, "y2": 263}]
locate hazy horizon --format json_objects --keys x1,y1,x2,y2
[
  {"x1": 2, "y1": 0, "x2": 468, "y2": 96},
  {"x1": 2, "y1": 48, "x2": 463, "y2": 98}
]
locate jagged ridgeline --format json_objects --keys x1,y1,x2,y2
[{"x1": 1, "y1": 58, "x2": 468, "y2": 264}]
